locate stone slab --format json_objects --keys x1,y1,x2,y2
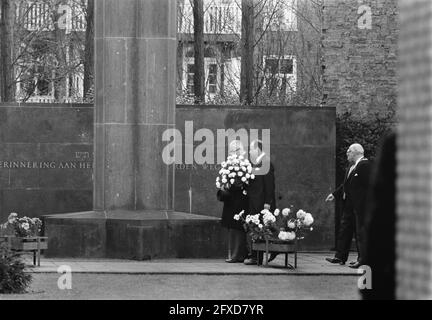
[
  {"x1": 0, "y1": 104, "x2": 93, "y2": 222},
  {"x1": 44, "y1": 210, "x2": 228, "y2": 259}
]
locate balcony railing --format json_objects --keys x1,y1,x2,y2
[
  {"x1": 178, "y1": 3, "x2": 241, "y2": 35},
  {"x1": 18, "y1": 1, "x2": 86, "y2": 32}
]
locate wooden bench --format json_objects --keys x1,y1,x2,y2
[
  {"x1": 0, "y1": 236, "x2": 48, "y2": 266},
  {"x1": 252, "y1": 238, "x2": 298, "y2": 269}
]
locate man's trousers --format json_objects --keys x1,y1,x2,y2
[{"x1": 335, "y1": 201, "x2": 365, "y2": 263}]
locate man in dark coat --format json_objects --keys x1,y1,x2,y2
[
  {"x1": 243, "y1": 139, "x2": 276, "y2": 265},
  {"x1": 325, "y1": 143, "x2": 371, "y2": 268}
]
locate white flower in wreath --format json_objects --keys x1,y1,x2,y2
[
  {"x1": 258, "y1": 224, "x2": 263, "y2": 229},
  {"x1": 303, "y1": 213, "x2": 314, "y2": 227},
  {"x1": 221, "y1": 162, "x2": 227, "y2": 168},
  {"x1": 222, "y1": 178, "x2": 227, "y2": 184},
  {"x1": 241, "y1": 177, "x2": 247, "y2": 182},
  {"x1": 237, "y1": 171, "x2": 243, "y2": 177},
  {"x1": 282, "y1": 208, "x2": 291, "y2": 217},
  {"x1": 263, "y1": 212, "x2": 276, "y2": 225},
  {"x1": 245, "y1": 173, "x2": 250, "y2": 179},
  {"x1": 286, "y1": 231, "x2": 296, "y2": 241},
  {"x1": 22, "y1": 222, "x2": 30, "y2": 231},
  {"x1": 243, "y1": 190, "x2": 247, "y2": 195},
  {"x1": 233, "y1": 214, "x2": 240, "y2": 221},
  {"x1": 297, "y1": 209, "x2": 307, "y2": 219},
  {"x1": 216, "y1": 182, "x2": 221, "y2": 188},
  {"x1": 287, "y1": 221, "x2": 296, "y2": 229},
  {"x1": 230, "y1": 179, "x2": 235, "y2": 184},
  {"x1": 8, "y1": 212, "x2": 18, "y2": 224},
  {"x1": 278, "y1": 231, "x2": 288, "y2": 241},
  {"x1": 252, "y1": 215, "x2": 260, "y2": 225},
  {"x1": 273, "y1": 209, "x2": 280, "y2": 216}
]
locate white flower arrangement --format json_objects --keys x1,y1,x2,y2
[
  {"x1": 216, "y1": 153, "x2": 255, "y2": 195},
  {"x1": 1, "y1": 212, "x2": 42, "y2": 238},
  {"x1": 235, "y1": 206, "x2": 315, "y2": 242}
]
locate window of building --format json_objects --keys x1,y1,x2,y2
[
  {"x1": 183, "y1": 46, "x2": 221, "y2": 99},
  {"x1": 16, "y1": 62, "x2": 56, "y2": 102},
  {"x1": 265, "y1": 57, "x2": 294, "y2": 76},
  {"x1": 186, "y1": 63, "x2": 195, "y2": 94},
  {"x1": 208, "y1": 64, "x2": 218, "y2": 94},
  {"x1": 184, "y1": 62, "x2": 219, "y2": 96},
  {"x1": 263, "y1": 0, "x2": 297, "y2": 32},
  {"x1": 263, "y1": 55, "x2": 297, "y2": 93}
]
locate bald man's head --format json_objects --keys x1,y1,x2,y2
[
  {"x1": 349, "y1": 143, "x2": 364, "y2": 154},
  {"x1": 347, "y1": 143, "x2": 364, "y2": 163}
]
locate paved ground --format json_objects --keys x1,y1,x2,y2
[
  {"x1": 0, "y1": 253, "x2": 362, "y2": 300},
  {"x1": 22, "y1": 252, "x2": 360, "y2": 275},
  {"x1": 0, "y1": 274, "x2": 361, "y2": 300}
]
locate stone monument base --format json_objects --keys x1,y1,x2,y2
[{"x1": 43, "y1": 210, "x2": 228, "y2": 259}]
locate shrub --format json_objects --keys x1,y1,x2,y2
[
  {"x1": 0, "y1": 243, "x2": 32, "y2": 294},
  {"x1": 336, "y1": 109, "x2": 396, "y2": 184}
]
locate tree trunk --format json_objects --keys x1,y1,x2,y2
[
  {"x1": 193, "y1": 0, "x2": 205, "y2": 104},
  {"x1": 240, "y1": 0, "x2": 254, "y2": 105},
  {"x1": 0, "y1": 0, "x2": 15, "y2": 102},
  {"x1": 83, "y1": 0, "x2": 94, "y2": 101}
]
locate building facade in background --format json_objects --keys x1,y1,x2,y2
[
  {"x1": 177, "y1": 0, "x2": 322, "y2": 105},
  {"x1": 3, "y1": 0, "x2": 322, "y2": 106},
  {"x1": 322, "y1": 0, "x2": 398, "y2": 117},
  {"x1": 9, "y1": 0, "x2": 87, "y2": 103}
]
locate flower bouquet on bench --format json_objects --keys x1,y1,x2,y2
[
  {"x1": 234, "y1": 207, "x2": 314, "y2": 268},
  {"x1": 0, "y1": 213, "x2": 47, "y2": 266}
]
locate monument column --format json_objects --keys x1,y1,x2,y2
[
  {"x1": 45, "y1": 0, "x2": 225, "y2": 259},
  {"x1": 94, "y1": 0, "x2": 176, "y2": 212}
]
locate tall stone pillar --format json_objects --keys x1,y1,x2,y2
[
  {"x1": 45, "y1": 0, "x2": 225, "y2": 259},
  {"x1": 94, "y1": 0, "x2": 176, "y2": 212}
]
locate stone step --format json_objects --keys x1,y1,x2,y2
[{"x1": 43, "y1": 210, "x2": 228, "y2": 259}]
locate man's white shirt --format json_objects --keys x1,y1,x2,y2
[{"x1": 348, "y1": 156, "x2": 364, "y2": 178}]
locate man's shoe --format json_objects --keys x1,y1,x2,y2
[
  {"x1": 349, "y1": 262, "x2": 361, "y2": 269},
  {"x1": 244, "y1": 258, "x2": 258, "y2": 265},
  {"x1": 325, "y1": 257, "x2": 345, "y2": 265},
  {"x1": 348, "y1": 260, "x2": 358, "y2": 265},
  {"x1": 225, "y1": 258, "x2": 244, "y2": 263}
]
